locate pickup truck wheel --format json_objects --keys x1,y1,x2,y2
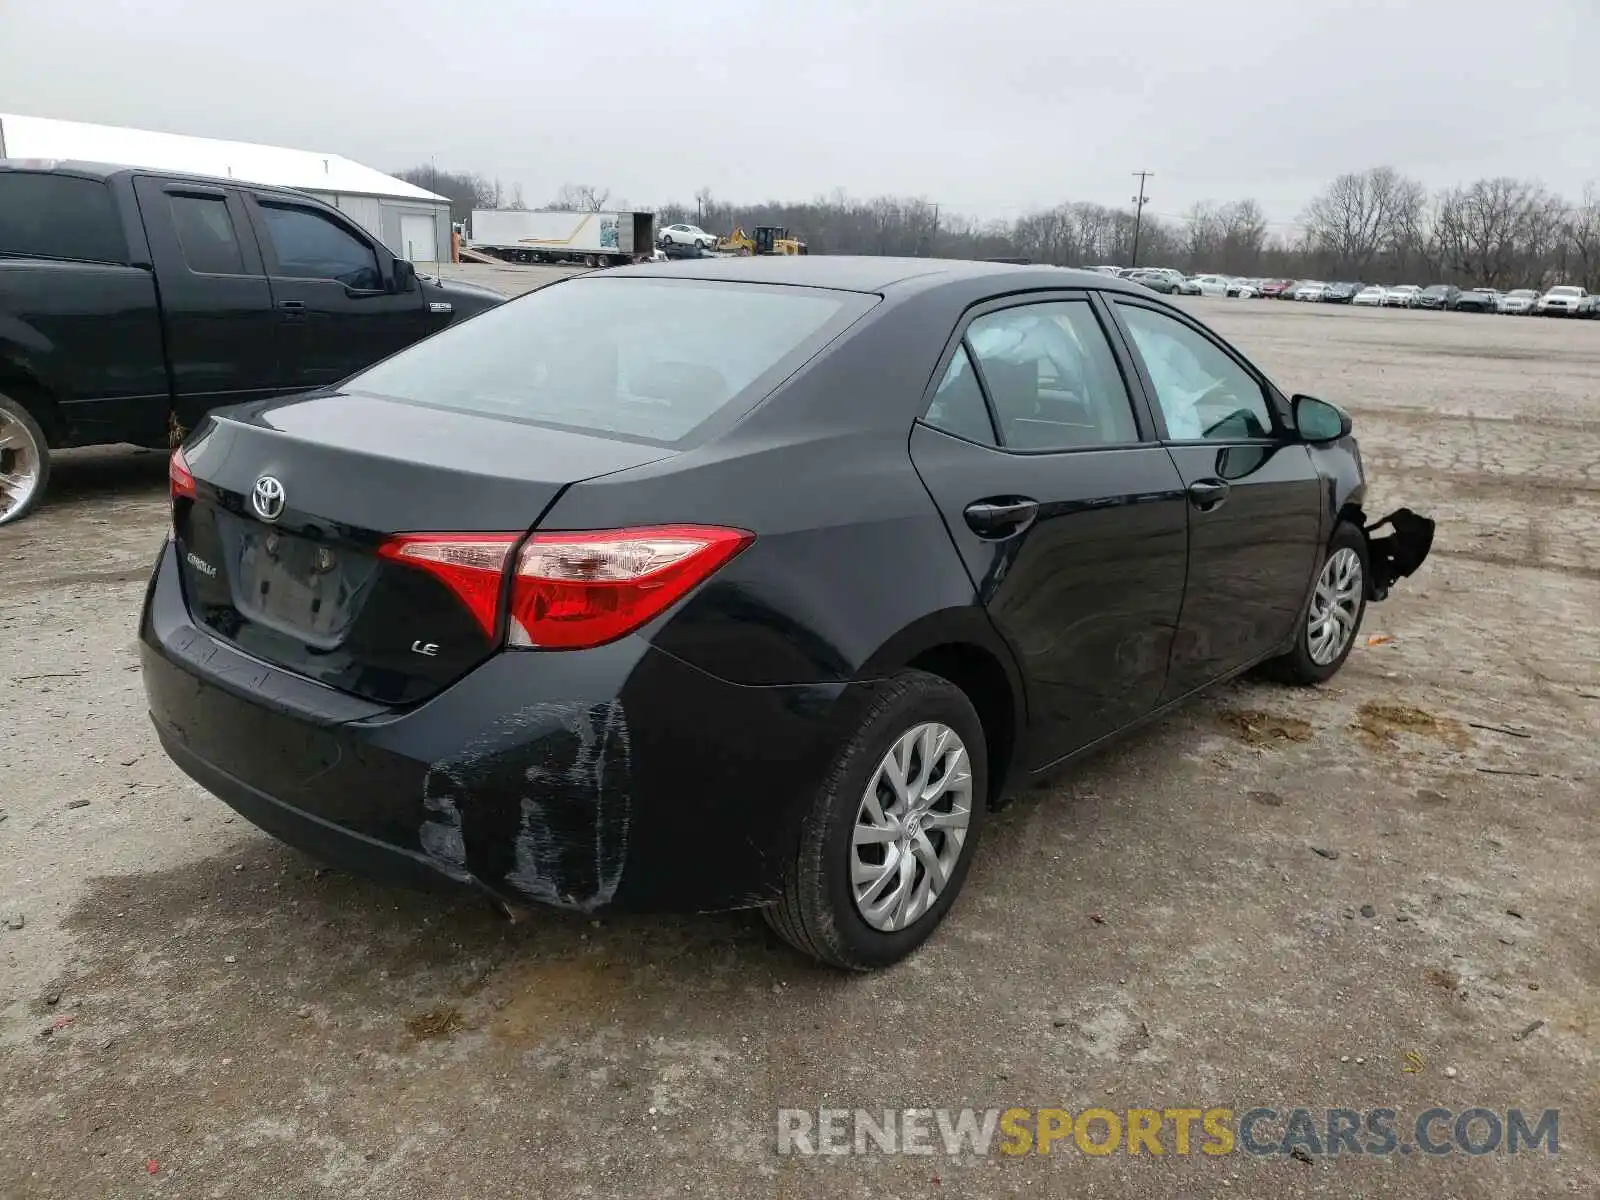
[
  {"x1": 0, "y1": 394, "x2": 50, "y2": 527},
  {"x1": 1264, "y1": 521, "x2": 1369, "y2": 686}
]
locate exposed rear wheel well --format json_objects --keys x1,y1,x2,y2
[{"x1": 905, "y1": 643, "x2": 1016, "y2": 807}]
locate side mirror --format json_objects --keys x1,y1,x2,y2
[
  {"x1": 391, "y1": 258, "x2": 417, "y2": 293},
  {"x1": 1293, "y1": 394, "x2": 1353, "y2": 443}
]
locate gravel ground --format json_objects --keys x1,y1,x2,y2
[{"x1": 2, "y1": 282, "x2": 1596, "y2": 1198}]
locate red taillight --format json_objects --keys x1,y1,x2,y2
[
  {"x1": 376, "y1": 525, "x2": 751, "y2": 650},
  {"x1": 509, "y1": 525, "x2": 753, "y2": 649},
  {"x1": 169, "y1": 448, "x2": 197, "y2": 501},
  {"x1": 377, "y1": 534, "x2": 517, "y2": 639}
]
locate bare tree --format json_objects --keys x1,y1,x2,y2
[
  {"x1": 1302, "y1": 167, "x2": 1426, "y2": 276},
  {"x1": 549, "y1": 183, "x2": 612, "y2": 212},
  {"x1": 1567, "y1": 185, "x2": 1600, "y2": 290},
  {"x1": 393, "y1": 164, "x2": 494, "y2": 224},
  {"x1": 1434, "y1": 178, "x2": 1563, "y2": 287},
  {"x1": 1215, "y1": 200, "x2": 1269, "y2": 274},
  {"x1": 1183, "y1": 202, "x2": 1221, "y2": 268}
]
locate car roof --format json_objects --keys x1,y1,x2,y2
[
  {"x1": 606, "y1": 254, "x2": 1142, "y2": 297},
  {"x1": 0, "y1": 157, "x2": 320, "y2": 201}
]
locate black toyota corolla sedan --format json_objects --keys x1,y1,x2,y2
[{"x1": 141, "y1": 257, "x2": 1433, "y2": 969}]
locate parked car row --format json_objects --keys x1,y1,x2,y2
[
  {"x1": 1088, "y1": 264, "x2": 1599, "y2": 317},
  {"x1": 1246, "y1": 278, "x2": 1597, "y2": 316}
]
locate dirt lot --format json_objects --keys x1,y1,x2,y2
[{"x1": 2, "y1": 283, "x2": 1596, "y2": 1198}]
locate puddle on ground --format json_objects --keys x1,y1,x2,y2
[
  {"x1": 1217, "y1": 708, "x2": 1314, "y2": 745},
  {"x1": 483, "y1": 955, "x2": 635, "y2": 1043},
  {"x1": 1353, "y1": 701, "x2": 1470, "y2": 750},
  {"x1": 406, "y1": 1003, "x2": 466, "y2": 1041}
]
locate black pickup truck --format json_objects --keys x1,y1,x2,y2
[{"x1": 0, "y1": 161, "x2": 504, "y2": 525}]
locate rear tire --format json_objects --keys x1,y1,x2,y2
[
  {"x1": 0, "y1": 393, "x2": 51, "y2": 527},
  {"x1": 1264, "y1": 521, "x2": 1369, "y2": 686},
  {"x1": 763, "y1": 670, "x2": 988, "y2": 970}
]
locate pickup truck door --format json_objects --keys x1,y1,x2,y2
[
  {"x1": 240, "y1": 192, "x2": 431, "y2": 393},
  {"x1": 130, "y1": 177, "x2": 279, "y2": 437}
]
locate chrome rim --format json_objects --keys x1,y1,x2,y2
[
  {"x1": 0, "y1": 407, "x2": 43, "y2": 523},
  {"x1": 1308, "y1": 547, "x2": 1362, "y2": 665},
  {"x1": 851, "y1": 722, "x2": 973, "y2": 933}
]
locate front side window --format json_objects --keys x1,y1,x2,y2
[
  {"x1": 0, "y1": 173, "x2": 124, "y2": 263},
  {"x1": 258, "y1": 203, "x2": 380, "y2": 289},
  {"x1": 1115, "y1": 303, "x2": 1274, "y2": 441},
  {"x1": 963, "y1": 301, "x2": 1139, "y2": 451},
  {"x1": 169, "y1": 194, "x2": 246, "y2": 275},
  {"x1": 346, "y1": 277, "x2": 872, "y2": 445}
]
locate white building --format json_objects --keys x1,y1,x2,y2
[{"x1": 0, "y1": 113, "x2": 449, "y2": 264}]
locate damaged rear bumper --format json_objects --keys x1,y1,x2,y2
[
  {"x1": 1364, "y1": 507, "x2": 1435, "y2": 601},
  {"x1": 140, "y1": 540, "x2": 849, "y2": 914}
]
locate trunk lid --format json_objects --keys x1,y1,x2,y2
[{"x1": 172, "y1": 391, "x2": 671, "y2": 705}]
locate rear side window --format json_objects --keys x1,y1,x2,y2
[
  {"x1": 963, "y1": 301, "x2": 1140, "y2": 450},
  {"x1": 169, "y1": 194, "x2": 246, "y2": 275},
  {"x1": 346, "y1": 277, "x2": 873, "y2": 445},
  {"x1": 0, "y1": 173, "x2": 125, "y2": 263},
  {"x1": 923, "y1": 346, "x2": 996, "y2": 445},
  {"x1": 257, "y1": 203, "x2": 380, "y2": 289}
]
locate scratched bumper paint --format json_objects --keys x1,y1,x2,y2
[
  {"x1": 423, "y1": 700, "x2": 631, "y2": 912},
  {"x1": 140, "y1": 538, "x2": 850, "y2": 913}
]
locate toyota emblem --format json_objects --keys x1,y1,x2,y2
[{"x1": 251, "y1": 475, "x2": 286, "y2": 523}]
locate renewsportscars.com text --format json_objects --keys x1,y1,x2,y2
[{"x1": 776, "y1": 1106, "x2": 1559, "y2": 1158}]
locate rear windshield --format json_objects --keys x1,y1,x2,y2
[
  {"x1": 347, "y1": 276, "x2": 873, "y2": 445},
  {"x1": 0, "y1": 172, "x2": 126, "y2": 263}
]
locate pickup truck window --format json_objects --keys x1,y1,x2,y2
[
  {"x1": 169, "y1": 194, "x2": 247, "y2": 275},
  {"x1": 258, "y1": 203, "x2": 380, "y2": 289},
  {"x1": 0, "y1": 174, "x2": 125, "y2": 264}
]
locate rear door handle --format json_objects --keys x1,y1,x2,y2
[
  {"x1": 963, "y1": 497, "x2": 1039, "y2": 539},
  {"x1": 277, "y1": 300, "x2": 305, "y2": 310},
  {"x1": 1187, "y1": 478, "x2": 1230, "y2": 511}
]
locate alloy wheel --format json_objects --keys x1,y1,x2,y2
[
  {"x1": 0, "y1": 407, "x2": 43, "y2": 524},
  {"x1": 1307, "y1": 547, "x2": 1363, "y2": 665},
  {"x1": 851, "y1": 723, "x2": 973, "y2": 932}
]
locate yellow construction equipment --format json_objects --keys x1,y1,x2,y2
[{"x1": 716, "y1": 226, "x2": 808, "y2": 256}]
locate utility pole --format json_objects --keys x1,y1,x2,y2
[
  {"x1": 923, "y1": 202, "x2": 941, "y2": 256},
  {"x1": 1130, "y1": 171, "x2": 1153, "y2": 268}
]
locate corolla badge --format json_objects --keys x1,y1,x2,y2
[{"x1": 251, "y1": 475, "x2": 286, "y2": 522}]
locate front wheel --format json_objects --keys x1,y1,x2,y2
[
  {"x1": 0, "y1": 393, "x2": 50, "y2": 527},
  {"x1": 1264, "y1": 522, "x2": 1369, "y2": 686},
  {"x1": 764, "y1": 670, "x2": 988, "y2": 969}
]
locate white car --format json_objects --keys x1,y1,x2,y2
[
  {"x1": 1352, "y1": 285, "x2": 1386, "y2": 306},
  {"x1": 1228, "y1": 278, "x2": 1261, "y2": 298},
  {"x1": 1499, "y1": 288, "x2": 1538, "y2": 315},
  {"x1": 1188, "y1": 273, "x2": 1233, "y2": 297},
  {"x1": 1537, "y1": 285, "x2": 1588, "y2": 316},
  {"x1": 658, "y1": 223, "x2": 716, "y2": 250},
  {"x1": 1293, "y1": 281, "x2": 1329, "y2": 301},
  {"x1": 1383, "y1": 285, "x2": 1421, "y2": 308}
]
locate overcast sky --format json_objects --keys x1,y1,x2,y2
[{"x1": 3, "y1": 0, "x2": 1596, "y2": 227}]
